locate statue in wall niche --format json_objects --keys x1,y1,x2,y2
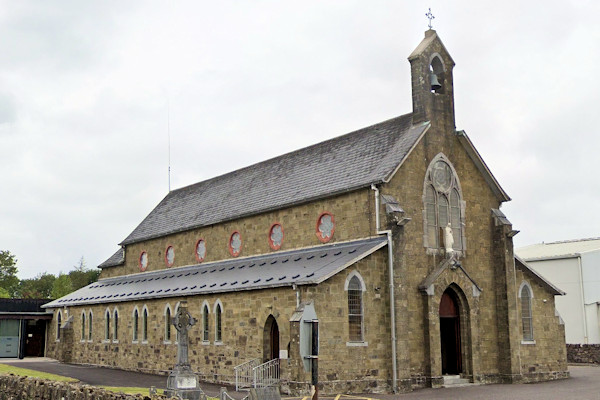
[
  {"x1": 164, "y1": 301, "x2": 205, "y2": 400},
  {"x1": 444, "y1": 223, "x2": 454, "y2": 257}
]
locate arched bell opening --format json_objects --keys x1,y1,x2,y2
[
  {"x1": 263, "y1": 314, "x2": 280, "y2": 362},
  {"x1": 430, "y1": 55, "x2": 445, "y2": 94}
]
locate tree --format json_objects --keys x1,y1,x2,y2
[
  {"x1": 68, "y1": 257, "x2": 100, "y2": 291},
  {"x1": 0, "y1": 287, "x2": 10, "y2": 299},
  {"x1": 17, "y1": 273, "x2": 56, "y2": 299},
  {"x1": 51, "y1": 273, "x2": 73, "y2": 299},
  {"x1": 0, "y1": 250, "x2": 19, "y2": 298}
]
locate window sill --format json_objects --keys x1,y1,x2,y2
[
  {"x1": 102, "y1": 339, "x2": 110, "y2": 344},
  {"x1": 80, "y1": 339, "x2": 86, "y2": 343},
  {"x1": 346, "y1": 341, "x2": 368, "y2": 347},
  {"x1": 141, "y1": 340, "x2": 148, "y2": 345},
  {"x1": 132, "y1": 340, "x2": 139, "y2": 344},
  {"x1": 87, "y1": 339, "x2": 93, "y2": 343},
  {"x1": 202, "y1": 340, "x2": 210, "y2": 346},
  {"x1": 521, "y1": 340, "x2": 536, "y2": 345},
  {"x1": 112, "y1": 340, "x2": 119, "y2": 344},
  {"x1": 163, "y1": 340, "x2": 172, "y2": 345},
  {"x1": 214, "y1": 341, "x2": 223, "y2": 346}
]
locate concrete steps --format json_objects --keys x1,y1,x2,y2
[{"x1": 442, "y1": 375, "x2": 471, "y2": 387}]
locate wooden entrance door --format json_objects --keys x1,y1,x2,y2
[
  {"x1": 269, "y1": 318, "x2": 279, "y2": 360},
  {"x1": 263, "y1": 315, "x2": 280, "y2": 361},
  {"x1": 439, "y1": 290, "x2": 462, "y2": 375}
]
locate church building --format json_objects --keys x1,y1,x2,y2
[{"x1": 43, "y1": 30, "x2": 568, "y2": 394}]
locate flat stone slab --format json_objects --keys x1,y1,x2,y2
[{"x1": 249, "y1": 386, "x2": 281, "y2": 400}]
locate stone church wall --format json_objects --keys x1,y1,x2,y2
[
  {"x1": 48, "y1": 249, "x2": 394, "y2": 395},
  {"x1": 515, "y1": 268, "x2": 569, "y2": 381},
  {"x1": 383, "y1": 126, "x2": 504, "y2": 381},
  {"x1": 101, "y1": 189, "x2": 375, "y2": 279}
]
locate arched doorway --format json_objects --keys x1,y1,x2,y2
[
  {"x1": 263, "y1": 315, "x2": 279, "y2": 361},
  {"x1": 439, "y1": 289, "x2": 462, "y2": 375}
]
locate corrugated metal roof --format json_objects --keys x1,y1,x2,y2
[
  {"x1": 119, "y1": 114, "x2": 428, "y2": 246},
  {"x1": 45, "y1": 237, "x2": 387, "y2": 309},
  {"x1": 516, "y1": 238, "x2": 600, "y2": 261}
]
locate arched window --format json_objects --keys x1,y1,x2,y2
[
  {"x1": 164, "y1": 305, "x2": 172, "y2": 343},
  {"x1": 56, "y1": 311, "x2": 62, "y2": 340},
  {"x1": 142, "y1": 307, "x2": 149, "y2": 342},
  {"x1": 133, "y1": 308, "x2": 139, "y2": 342},
  {"x1": 214, "y1": 301, "x2": 223, "y2": 343},
  {"x1": 104, "y1": 309, "x2": 110, "y2": 341},
  {"x1": 520, "y1": 283, "x2": 534, "y2": 341},
  {"x1": 202, "y1": 303, "x2": 210, "y2": 342},
  {"x1": 88, "y1": 311, "x2": 93, "y2": 341},
  {"x1": 113, "y1": 308, "x2": 119, "y2": 341},
  {"x1": 174, "y1": 303, "x2": 180, "y2": 343},
  {"x1": 81, "y1": 312, "x2": 86, "y2": 341},
  {"x1": 423, "y1": 154, "x2": 465, "y2": 252},
  {"x1": 345, "y1": 273, "x2": 365, "y2": 342}
]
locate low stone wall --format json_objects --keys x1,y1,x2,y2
[
  {"x1": 0, "y1": 374, "x2": 174, "y2": 400},
  {"x1": 567, "y1": 344, "x2": 600, "y2": 364}
]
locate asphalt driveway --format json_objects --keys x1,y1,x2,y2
[{"x1": 2, "y1": 358, "x2": 599, "y2": 399}]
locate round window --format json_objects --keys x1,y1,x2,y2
[
  {"x1": 268, "y1": 223, "x2": 284, "y2": 250},
  {"x1": 195, "y1": 239, "x2": 206, "y2": 263},
  {"x1": 316, "y1": 212, "x2": 335, "y2": 243},
  {"x1": 229, "y1": 231, "x2": 242, "y2": 257},
  {"x1": 165, "y1": 246, "x2": 175, "y2": 267},
  {"x1": 139, "y1": 251, "x2": 148, "y2": 272}
]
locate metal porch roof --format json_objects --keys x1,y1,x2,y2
[{"x1": 45, "y1": 237, "x2": 387, "y2": 309}]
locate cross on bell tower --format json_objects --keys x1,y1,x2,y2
[{"x1": 425, "y1": 8, "x2": 435, "y2": 30}]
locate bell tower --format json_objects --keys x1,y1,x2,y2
[{"x1": 408, "y1": 29, "x2": 456, "y2": 132}]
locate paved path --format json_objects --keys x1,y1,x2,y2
[{"x1": 2, "y1": 358, "x2": 600, "y2": 399}]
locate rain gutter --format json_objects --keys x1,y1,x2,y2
[{"x1": 371, "y1": 184, "x2": 398, "y2": 393}]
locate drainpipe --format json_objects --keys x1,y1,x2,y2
[
  {"x1": 371, "y1": 184, "x2": 398, "y2": 393},
  {"x1": 577, "y1": 256, "x2": 588, "y2": 343},
  {"x1": 293, "y1": 284, "x2": 300, "y2": 308}
]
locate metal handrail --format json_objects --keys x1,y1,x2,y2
[
  {"x1": 252, "y1": 358, "x2": 280, "y2": 388},
  {"x1": 234, "y1": 358, "x2": 260, "y2": 391}
]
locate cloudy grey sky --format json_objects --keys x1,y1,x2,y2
[{"x1": 1, "y1": 1, "x2": 598, "y2": 279}]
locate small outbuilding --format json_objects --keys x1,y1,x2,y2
[{"x1": 0, "y1": 299, "x2": 52, "y2": 358}]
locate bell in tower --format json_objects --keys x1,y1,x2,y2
[{"x1": 408, "y1": 29, "x2": 456, "y2": 130}]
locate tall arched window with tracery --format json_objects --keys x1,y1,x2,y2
[{"x1": 423, "y1": 154, "x2": 465, "y2": 253}]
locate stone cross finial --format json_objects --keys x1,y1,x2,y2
[
  {"x1": 425, "y1": 8, "x2": 435, "y2": 29},
  {"x1": 172, "y1": 301, "x2": 196, "y2": 367}
]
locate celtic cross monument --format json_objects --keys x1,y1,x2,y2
[{"x1": 164, "y1": 301, "x2": 205, "y2": 400}]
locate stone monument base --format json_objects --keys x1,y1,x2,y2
[{"x1": 164, "y1": 368, "x2": 205, "y2": 400}]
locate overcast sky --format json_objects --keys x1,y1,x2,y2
[{"x1": 1, "y1": 1, "x2": 598, "y2": 279}]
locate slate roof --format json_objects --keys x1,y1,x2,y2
[
  {"x1": 119, "y1": 114, "x2": 428, "y2": 246},
  {"x1": 45, "y1": 237, "x2": 387, "y2": 309},
  {"x1": 98, "y1": 248, "x2": 124, "y2": 269}
]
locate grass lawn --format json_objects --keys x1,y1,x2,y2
[
  {"x1": 100, "y1": 386, "x2": 164, "y2": 395},
  {"x1": 0, "y1": 364, "x2": 78, "y2": 382},
  {"x1": 0, "y1": 364, "x2": 218, "y2": 398}
]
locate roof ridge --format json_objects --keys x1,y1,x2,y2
[
  {"x1": 119, "y1": 112, "x2": 422, "y2": 246},
  {"x1": 169, "y1": 113, "x2": 413, "y2": 196},
  {"x1": 541, "y1": 237, "x2": 600, "y2": 245}
]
